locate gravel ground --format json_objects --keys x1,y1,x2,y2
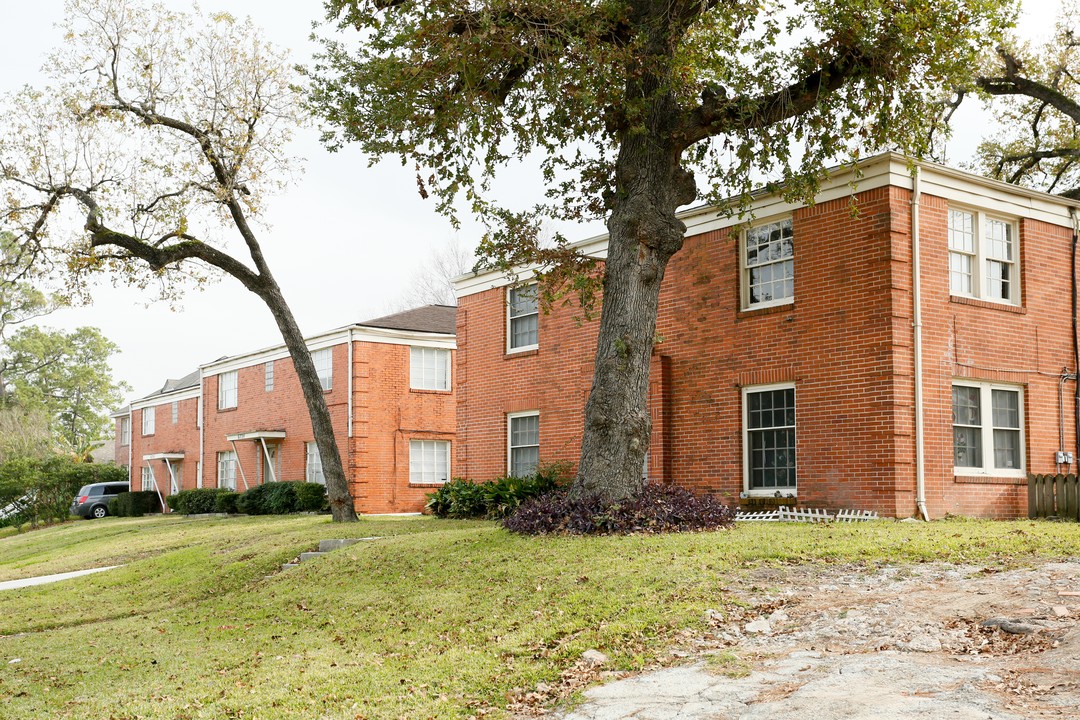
[{"x1": 528, "y1": 560, "x2": 1080, "y2": 719}]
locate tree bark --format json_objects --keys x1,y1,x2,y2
[
  {"x1": 254, "y1": 280, "x2": 358, "y2": 522},
  {"x1": 571, "y1": 17, "x2": 697, "y2": 502}
]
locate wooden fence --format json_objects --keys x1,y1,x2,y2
[{"x1": 1028, "y1": 474, "x2": 1080, "y2": 520}]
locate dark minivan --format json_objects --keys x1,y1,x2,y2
[{"x1": 70, "y1": 482, "x2": 130, "y2": 519}]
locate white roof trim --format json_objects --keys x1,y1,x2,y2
[
  {"x1": 201, "y1": 327, "x2": 456, "y2": 376},
  {"x1": 130, "y1": 386, "x2": 201, "y2": 411},
  {"x1": 454, "y1": 152, "x2": 1080, "y2": 299},
  {"x1": 225, "y1": 431, "x2": 287, "y2": 442},
  {"x1": 143, "y1": 452, "x2": 185, "y2": 460}
]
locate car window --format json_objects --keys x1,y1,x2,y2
[{"x1": 76, "y1": 485, "x2": 92, "y2": 496}]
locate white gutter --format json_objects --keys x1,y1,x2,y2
[{"x1": 912, "y1": 170, "x2": 930, "y2": 522}]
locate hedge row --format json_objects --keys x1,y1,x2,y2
[
  {"x1": 425, "y1": 462, "x2": 570, "y2": 519},
  {"x1": 108, "y1": 491, "x2": 163, "y2": 517},
  {"x1": 166, "y1": 482, "x2": 328, "y2": 516}
]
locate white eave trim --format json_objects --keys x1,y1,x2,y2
[
  {"x1": 129, "y1": 386, "x2": 201, "y2": 411},
  {"x1": 225, "y1": 431, "x2": 287, "y2": 442},
  {"x1": 201, "y1": 327, "x2": 456, "y2": 376},
  {"x1": 143, "y1": 452, "x2": 185, "y2": 460},
  {"x1": 454, "y1": 151, "x2": 1080, "y2": 299}
]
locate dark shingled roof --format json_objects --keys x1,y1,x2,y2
[
  {"x1": 356, "y1": 305, "x2": 457, "y2": 335},
  {"x1": 149, "y1": 369, "x2": 201, "y2": 398}
]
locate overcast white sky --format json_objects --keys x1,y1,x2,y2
[{"x1": 0, "y1": 0, "x2": 1062, "y2": 402}]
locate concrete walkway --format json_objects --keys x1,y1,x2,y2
[{"x1": 0, "y1": 565, "x2": 121, "y2": 591}]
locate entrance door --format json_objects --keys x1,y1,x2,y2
[{"x1": 260, "y1": 444, "x2": 279, "y2": 484}]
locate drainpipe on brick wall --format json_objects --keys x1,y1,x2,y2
[
  {"x1": 197, "y1": 370, "x2": 205, "y2": 488},
  {"x1": 347, "y1": 327, "x2": 354, "y2": 439},
  {"x1": 912, "y1": 170, "x2": 930, "y2": 521},
  {"x1": 1071, "y1": 209, "x2": 1080, "y2": 470}
]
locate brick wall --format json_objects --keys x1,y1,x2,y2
[
  {"x1": 129, "y1": 396, "x2": 200, "y2": 498},
  {"x1": 456, "y1": 184, "x2": 1079, "y2": 518}
]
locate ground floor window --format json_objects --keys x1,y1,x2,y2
[
  {"x1": 306, "y1": 442, "x2": 325, "y2": 485},
  {"x1": 410, "y1": 439, "x2": 450, "y2": 484},
  {"x1": 953, "y1": 382, "x2": 1024, "y2": 474},
  {"x1": 508, "y1": 412, "x2": 540, "y2": 477},
  {"x1": 744, "y1": 384, "x2": 796, "y2": 493},
  {"x1": 141, "y1": 466, "x2": 155, "y2": 493},
  {"x1": 217, "y1": 451, "x2": 237, "y2": 491}
]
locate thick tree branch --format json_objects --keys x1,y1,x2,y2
[{"x1": 978, "y1": 49, "x2": 1080, "y2": 124}]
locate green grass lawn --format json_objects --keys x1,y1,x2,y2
[{"x1": 0, "y1": 514, "x2": 1077, "y2": 719}]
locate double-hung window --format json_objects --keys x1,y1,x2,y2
[
  {"x1": 508, "y1": 412, "x2": 540, "y2": 477},
  {"x1": 141, "y1": 466, "x2": 155, "y2": 493},
  {"x1": 265, "y1": 361, "x2": 274, "y2": 392},
  {"x1": 743, "y1": 218, "x2": 794, "y2": 309},
  {"x1": 306, "y1": 442, "x2": 325, "y2": 484},
  {"x1": 410, "y1": 440, "x2": 451, "y2": 484},
  {"x1": 953, "y1": 382, "x2": 1024, "y2": 475},
  {"x1": 313, "y1": 349, "x2": 333, "y2": 391},
  {"x1": 743, "y1": 384, "x2": 797, "y2": 494},
  {"x1": 171, "y1": 400, "x2": 179, "y2": 424},
  {"x1": 410, "y1": 347, "x2": 451, "y2": 391},
  {"x1": 508, "y1": 285, "x2": 539, "y2": 351},
  {"x1": 119, "y1": 416, "x2": 131, "y2": 446},
  {"x1": 218, "y1": 371, "x2": 238, "y2": 410},
  {"x1": 217, "y1": 451, "x2": 237, "y2": 491},
  {"x1": 142, "y1": 407, "x2": 155, "y2": 436},
  {"x1": 948, "y1": 209, "x2": 1019, "y2": 304}
]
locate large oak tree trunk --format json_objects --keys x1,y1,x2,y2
[
  {"x1": 257, "y1": 282, "x2": 358, "y2": 522},
  {"x1": 572, "y1": 87, "x2": 697, "y2": 503}
]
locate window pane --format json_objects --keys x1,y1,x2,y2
[
  {"x1": 948, "y1": 210, "x2": 975, "y2": 253},
  {"x1": 509, "y1": 286, "x2": 538, "y2": 317},
  {"x1": 991, "y1": 390, "x2": 1019, "y2": 429},
  {"x1": 509, "y1": 414, "x2": 540, "y2": 477},
  {"x1": 952, "y1": 386, "x2": 981, "y2": 426},
  {"x1": 265, "y1": 361, "x2": 274, "y2": 392},
  {"x1": 312, "y1": 349, "x2": 332, "y2": 391},
  {"x1": 993, "y1": 429, "x2": 1021, "y2": 469},
  {"x1": 953, "y1": 426, "x2": 982, "y2": 467}
]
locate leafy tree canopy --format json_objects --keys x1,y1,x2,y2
[{"x1": 312, "y1": 0, "x2": 1018, "y2": 503}]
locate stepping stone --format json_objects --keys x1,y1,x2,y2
[
  {"x1": 281, "y1": 563, "x2": 299, "y2": 571},
  {"x1": 318, "y1": 537, "x2": 380, "y2": 552},
  {"x1": 299, "y1": 552, "x2": 325, "y2": 563}
]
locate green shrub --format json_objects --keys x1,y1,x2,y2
[
  {"x1": 109, "y1": 491, "x2": 162, "y2": 517},
  {"x1": 426, "y1": 461, "x2": 571, "y2": 519},
  {"x1": 214, "y1": 491, "x2": 239, "y2": 514},
  {"x1": 293, "y1": 482, "x2": 328, "y2": 512},
  {"x1": 237, "y1": 481, "x2": 298, "y2": 515},
  {"x1": 1, "y1": 456, "x2": 127, "y2": 528},
  {"x1": 167, "y1": 488, "x2": 231, "y2": 515}
]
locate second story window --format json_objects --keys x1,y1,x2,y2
[
  {"x1": 313, "y1": 349, "x2": 333, "y2": 391},
  {"x1": 119, "y1": 416, "x2": 131, "y2": 446},
  {"x1": 508, "y1": 284, "x2": 539, "y2": 351},
  {"x1": 218, "y1": 370, "x2": 238, "y2": 410},
  {"x1": 265, "y1": 361, "x2": 274, "y2": 392},
  {"x1": 948, "y1": 208, "x2": 1019, "y2": 305},
  {"x1": 171, "y1": 400, "x2": 179, "y2": 424},
  {"x1": 141, "y1": 406, "x2": 155, "y2": 436},
  {"x1": 410, "y1": 347, "x2": 451, "y2": 391},
  {"x1": 743, "y1": 218, "x2": 794, "y2": 309}
]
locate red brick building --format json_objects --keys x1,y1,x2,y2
[
  {"x1": 453, "y1": 154, "x2": 1080, "y2": 519},
  {"x1": 114, "y1": 305, "x2": 457, "y2": 514}
]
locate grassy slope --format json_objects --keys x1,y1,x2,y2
[{"x1": 0, "y1": 515, "x2": 1077, "y2": 719}]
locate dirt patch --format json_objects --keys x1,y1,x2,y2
[{"x1": 538, "y1": 560, "x2": 1080, "y2": 719}]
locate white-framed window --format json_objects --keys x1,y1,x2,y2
[
  {"x1": 119, "y1": 416, "x2": 131, "y2": 446},
  {"x1": 948, "y1": 208, "x2": 1019, "y2": 305},
  {"x1": 743, "y1": 384, "x2": 796, "y2": 494},
  {"x1": 141, "y1": 407, "x2": 155, "y2": 436},
  {"x1": 141, "y1": 466, "x2": 155, "y2": 493},
  {"x1": 217, "y1": 450, "x2": 237, "y2": 491},
  {"x1": 306, "y1": 442, "x2": 325, "y2": 485},
  {"x1": 952, "y1": 382, "x2": 1025, "y2": 475},
  {"x1": 265, "y1": 361, "x2": 274, "y2": 392},
  {"x1": 313, "y1": 349, "x2": 333, "y2": 391},
  {"x1": 410, "y1": 439, "x2": 451, "y2": 484},
  {"x1": 742, "y1": 218, "x2": 794, "y2": 309},
  {"x1": 507, "y1": 284, "x2": 539, "y2": 351},
  {"x1": 218, "y1": 370, "x2": 238, "y2": 410},
  {"x1": 171, "y1": 400, "x2": 179, "y2": 425},
  {"x1": 410, "y1": 347, "x2": 451, "y2": 391},
  {"x1": 508, "y1": 411, "x2": 540, "y2": 477}
]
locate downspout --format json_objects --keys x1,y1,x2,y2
[
  {"x1": 197, "y1": 371, "x2": 204, "y2": 488},
  {"x1": 347, "y1": 328, "x2": 354, "y2": 439},
  {"x1": 912, "y1": 170, "x2": 930, "y2": 521},
  {"x1": 126, "y1": 411, "x2": 132, "y2": 481},
  {"x1": 1071, "y1": 208, "x2": 1080, "y2": 470}
]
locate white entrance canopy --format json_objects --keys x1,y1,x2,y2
[
  {"x1": 224, "y1": 431, "x2": 286, "y2": 486},
  {"x1": 143, "y1": 452, "x2": 185, "y2": 460},
  {"x1": 225, "y1": 431, "x2": 286, "y2": 442}
]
